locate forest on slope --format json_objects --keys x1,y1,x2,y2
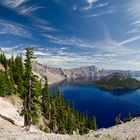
[{"x1": 0, "y1": 47, "x2": 96, "y2": 135}]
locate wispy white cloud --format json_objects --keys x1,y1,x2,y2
[
  {"x1": 0, "y1": 0, "x2": 43, "y2": 15},
  {"x1": 31, "y1": 17, "x2": 59, "y2": 34},
  {"x1": 83, "y1": 9, "x2": 115, "y2": 17},
  {"x1": 34, "y1": 51, "x2": 53, "y2": 56},
  {"x1": 0, "y1": 19, "x2": 32, "y2": 38},
  {"x1": 34, "y1": 46, "x2": 140, "y2": 70},
  {"x1": 126, "y1": 0, "x2": 140, "y2": 34},
  {"x1": 37, "y1": 24, "x2": 59, "y2": 32},
  {"x1": 127, "y1": 0, "x2": 140, "y2": 22},
  {"x1": 80, "y1": 1, "x2": 116, "y2": 18},
  {"x1": 127, "y1": 29, "x2": 140, "y2": 34},
  {"x1": 131, "y1": 20, "x2": 140, "y2": 25},
  {"x1": 1, "y1": 0, "x2": 28, "y2": 8},
  {"x1": 44, "y1": 35, "x2": 95, "y2": 48},
  {"x1": 0, "y1": 44, "x2": 26, "y2": 58},
  {"x1": 94, "y1": 3, "x2": 109, "y2": 9},
  {"x1": 83, "y1": 2, "x2": 109, "y2": 11},
  {"x1": 1, "y1": 38, "x2": 140, "y2": 70},
  {"x1": 118, "y1": 35, "x2": 140, "y2": 46},
  {"x1": 19, "y1": 5, "x2": 43, "y2": 15}
]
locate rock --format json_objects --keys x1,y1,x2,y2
[
  {"x1": 0, "y1": 63, "x2": 5, "y2": 72},
  {"x1": 1, "y1": 117, "x2": 140, "y2": 140},
  {"x1": 32, "y1": 61, "x2": 140, "y2": 86}
]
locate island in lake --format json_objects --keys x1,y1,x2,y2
[
  {"x1": 66, "y1": 73, "x2": 140, "y2": 91},
  {"x1": 94, "y1": 73, "x2": 140, "y2": 91}
]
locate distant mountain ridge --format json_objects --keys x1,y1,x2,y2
[{"x1": 32, "y1": 61, "x2": 140, "y2": 85}]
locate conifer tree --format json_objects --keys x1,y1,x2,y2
[
  {"x1": 41, "y1": 77, "x2": 50, "y2": 119},
  {"x1": 55, "y1": 90, "x2": 66, "y2": 134},
  {"x1": 49, "y1": 100, "x2": 57, "y2": 132},
  {"x1": 127, "y1": 113, "x2": 132, "y2": 121},
  {"x1": 23, "y1": 47, "x2": 34, "y2": 129},
  {"x1": 2, "y1": 53, "x2": 8, "y2": 70},
  {"x1": 0, "y1": 70, "x2": 13, "y2": 96},
  {"x1": 31, "y1": 75, "x2": 41, "y2": 125},
  {"x1": 13, "y1": 54, "x2": 24, "y2": 97},
  {"x1": 66, "y1": 107, "x2": 77, "y2": 134},
  {"x1": 115, "y1": 114, "x2": 122, "y2": 125},
  {"x1": 92, "y1": 116, "x2": 97, "y2": 130}
]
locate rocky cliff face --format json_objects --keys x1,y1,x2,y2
[
  {"x1": 32, "y1": 62, "x2": 65, "y2": 85},
  {"x1": 32, "y1": 61, "x2": 140, "y2": 85},
  {"x1": 32, "y1": 62, "x2": 104, "y2": 85}
]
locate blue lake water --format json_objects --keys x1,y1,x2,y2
[{"x1": 58, "y1": 84, "x2": 140, "y2": 128}]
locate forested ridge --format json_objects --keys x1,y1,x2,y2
[
  {"x1": 0, "y1": 47, "x2": 96, "y2": 135},
  {"x1": 94, "y1": 73, "x2": 140, "y2": 90}
]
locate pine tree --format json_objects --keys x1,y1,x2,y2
[
  {"x1": 41, "y1": 77, "x2": 50, "y2": 119},
  {"x1": 0, "y1": 70, "x2": 13, "y2": 96},
  {"x1": 123, "y1": 113, "x2": 133, "y2": 122},
  {"x1": 31, "y1": 75, "x2": 41, "y2": 125},
  {"x1": 127, "y1": 113, "x2": 132, "y2": 121},
  {"x1": 23, "y1": 47, "x2": 34, "y2": 129},
  {"x1": 49, "y1": 100, "x2": 57, "y2": 132},
  {"x1": 66, "y1": 108, "x2": 77, "y2": 134},
  {"x1": 2, "y1": 52, "x2": 8, "y2": 70},
  {"x1": 56, "y1": 90, "x2": 66, "y2": 134},
  {"x1": 92, "y1": 116, "x2": 97, "y2": 130},
  {"x1": 115, "y1": 114, "x2": 122, "y2": 125},
  {"x1": 13, "y1": 54, "x2": 24, "y2": 97},
  {"x1": 58, "y1": 105, "x2": 66, "y2": 134}
]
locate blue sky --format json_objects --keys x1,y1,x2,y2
[{"x1": 0, "y1": 0, "x2": 140, "y2": 70}]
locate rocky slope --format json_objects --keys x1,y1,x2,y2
[
  {"x1": 0, "y1": 63, "x2": 5, "y2": 72},
  {"x1": 1, "y1": 114, "x2": 140, "y2": 140},
  {"x1": 32, "y1": 61, "x2": 140, "y2": 85}
]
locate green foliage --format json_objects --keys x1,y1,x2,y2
[
  {"x1": 49, "y1": 100, "x2": 57, "y2": 132},
  {"x1": 41, "y1": 77, "x2": 50, "y2": 119},
  {"x1": 0, "y1": 70, "x2": 14, "y2": 96},
  {"x1": 94, "y1": 73, "x2": 140, "y2": 90},
  {"x1": 0, "y1": 52, "x2": 8, "y2": 70},
  {"x1": 115, "y1": 114, "x2": 122, "y2": 125},
  {"x1": 79, "y1": 127, "x2": 89, "y2": 135},
  {"x1": 0, "y1": 47, "x2": 97, "y2": 135},
  {"x1": 31, "y1": 75, "x2": 41, "y2": 125},
  {"x1": 123, "y1": 113, "x2": 133, "y2": 123},
  {"x1": 116, "y1": 113, "x2": 133, "y2": 125},
  {"x1": 12, "y1": 54, "x2": 24, "y2": 97},
  {"x1": 44, "y1": 127, "x2": 49, "y2": 133},
  {"x1": 41, "y1": 78, "x2": 97, "y2": 135}
]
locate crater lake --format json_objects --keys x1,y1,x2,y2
[{"x1": 55, "y1": 84, "x2": 140, "y2": 128}]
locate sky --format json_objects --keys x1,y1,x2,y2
[{"x1": 0, "y1": 0, "x2": 140, "y2": 70}]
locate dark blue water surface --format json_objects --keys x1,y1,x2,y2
[{"x1": 58, "y1": 84, "x2": 140, "y2": 128}]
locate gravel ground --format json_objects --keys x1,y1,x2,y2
[{"x1": 0, "y1": 117, "x2": 140, "y2": 140}]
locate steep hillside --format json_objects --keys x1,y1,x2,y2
[
  {"x1": 32, "y1": 62, "x2": 140, "y2": 85},
  {"x1": 32, "y1": 62, "x2": 102, "y2": 85},
  {"x1": 32, "y1": 62, "x2": 65, "y2": 85},
  {"x1": 0, "y1": 96, "x2": 140, "y2": 140}
]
